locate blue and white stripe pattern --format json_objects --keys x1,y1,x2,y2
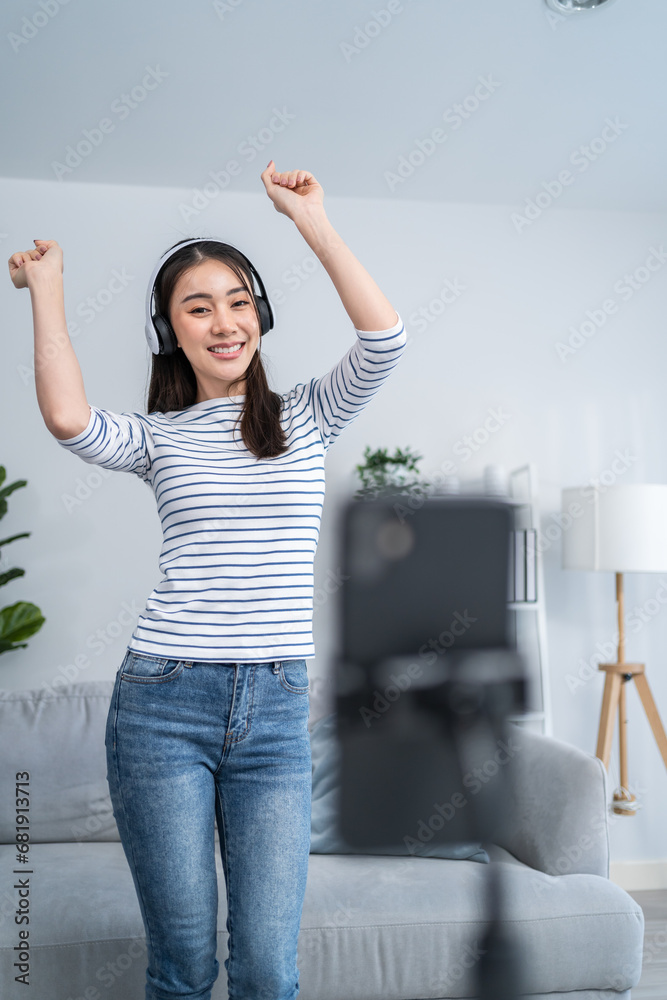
[{"x1": 57, "y1": 313, "x2": 406, "y2": 661}]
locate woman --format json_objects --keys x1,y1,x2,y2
[{"x1": 8, "y1": 160, "x2": 406, "y2": 1000}]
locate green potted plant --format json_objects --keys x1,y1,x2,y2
[
  {"x1": 353, "y1": 445, "x2": 431, "y2": 501},
  {"x1": 0, "y1": 466, "x2": 46, "y2": 655}
]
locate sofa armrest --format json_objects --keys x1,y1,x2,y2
[{"x1": 493, "y1": 725, "x2": 610, "y2": 877}]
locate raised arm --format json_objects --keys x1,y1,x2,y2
[
  {"x1": 260, "y1": 161, "x2": 399, "y2": 333},
  {"x1": 8, "y1": 240, "x2": 90, "y2": 440}
]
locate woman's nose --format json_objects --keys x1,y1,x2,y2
[{"x1": 210, "y1": 308, "x2": 234, "y2": 333}]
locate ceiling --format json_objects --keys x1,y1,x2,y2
[{"x1": 1, "y1": 0, "x2": 664, "y2": 212}]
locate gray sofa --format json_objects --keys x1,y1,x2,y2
[{"x1": 0, "y1": 680, "x2": 644, "y2": 999}]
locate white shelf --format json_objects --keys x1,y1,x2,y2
[{"x1": 508, "y1": 464, "x2": 552, "y2": 737}]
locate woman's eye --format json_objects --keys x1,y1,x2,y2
[{"x1": 190, "y1": 301, "x2": 248, "y2": 313}]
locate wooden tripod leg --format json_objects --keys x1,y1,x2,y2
[
  {"x1": 618, "y1": 680, "x2": 629, "y2": 790},
  {"x1": 633, "y1": 673, "x2": 667, "y2": 772},
  {"x1": 596, "y1": 672, "x2": 622, "y2": 767}
]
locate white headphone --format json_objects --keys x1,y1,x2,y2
[{"x1": 144, "y1": 238, "x2": 274, "y2": 356}]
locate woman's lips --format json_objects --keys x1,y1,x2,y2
[{"x1": 207, "y1": 343, "x2": 244, "y2": 360}]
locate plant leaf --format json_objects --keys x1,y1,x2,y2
[
  {"x1": 0, "y1": 532, "x2": 31, "y2": 548},
  {"x1": 354, "y1": 443, "x2": 429, "y2": 501},
  {"x1": 0, "y1": 602, "x2": 45, "y2": 652},
  {"x1": 0, "y1": 479, "x2": 27, "y2": 503},
  {"x1": 0, "y1": 568, "x2": 25, "y2": 588}
]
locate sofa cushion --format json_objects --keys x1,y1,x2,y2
[
  {"x1": 0, "y1": 684, "x2": 489, "y2": 858},
  {"x1": 0, "y1": 842, "x2": 643, "y2": 1000},
  {"x1": 0, "y1": 681, "x2": 119, "y2": 844},
  {"x1": 310, "y1": 711, "x2": 489, "y2": 862}
]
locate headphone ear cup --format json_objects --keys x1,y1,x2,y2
[
  {"x1": 256, "y1": 296, "x2": 272, "y2": 337},
  {"x1": 153, "y1": 314, "x2": 178, "y2": 356}
]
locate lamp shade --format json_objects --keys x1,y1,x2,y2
[{"x1": 561, "y1": 483, "x2": 667, "y2": 573}]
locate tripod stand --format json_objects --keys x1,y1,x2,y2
[{"x1": 595, "y1": 572, "x2": 667, "y2": 814}]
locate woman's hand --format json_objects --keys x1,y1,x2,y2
[
  {"x1": 8, "y1": 240, "x2": 63, "y2": 289},
  {"x1": 260, "y1": 161, "x2": 324, "y2": 221}
]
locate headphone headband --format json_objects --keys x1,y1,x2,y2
[{"x1": 144, "y1": 237, "x2": 274, "y2": 355}]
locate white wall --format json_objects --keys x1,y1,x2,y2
[{"x1": 1, "y1": 175, "x2": 666, "y2": 866}]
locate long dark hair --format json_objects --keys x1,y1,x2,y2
[{"x1": 146, "y1": 239, "x2": 288, "y2": 459}]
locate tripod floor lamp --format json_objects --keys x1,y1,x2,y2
[{"x1": 561, "y1": 483, "x2": 667, "y2": 815}]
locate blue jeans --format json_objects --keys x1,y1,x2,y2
[{"x1": 105, "y1": 649, "x2": 312, "y2": 1000}]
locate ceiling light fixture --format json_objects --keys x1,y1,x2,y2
[{"x1": 545, "y1": 0, "x2": 618, "y2": 12}]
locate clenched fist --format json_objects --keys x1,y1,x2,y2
[
  {"x1": 260, "y1": 161, "x2": 324, "y2": 221},
  {"x1": 8, "y1": 240, "x2": 63, "y2": 289}
]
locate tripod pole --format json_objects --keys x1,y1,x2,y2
[{"x1": 612, "y1": 573, "x2": 637, "y2": 813}]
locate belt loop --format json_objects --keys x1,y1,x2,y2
[{"x1": 272, "y1": 661, "x2": 281, "y2": 673}]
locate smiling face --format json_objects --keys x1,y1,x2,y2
[{"x1": 168, "y1": 258, "x2": 261, "y2": 403}]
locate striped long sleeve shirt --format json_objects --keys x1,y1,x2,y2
[{"x1": 56, "y1": 312, "x2": 407, "y2": 662}]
